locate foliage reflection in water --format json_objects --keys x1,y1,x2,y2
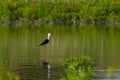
[{"x1": 0, "y1": 24, "x2": 120, "y2": 80}]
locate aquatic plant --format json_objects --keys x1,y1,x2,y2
[
  {"x1": 61, "y1": 56, "x2": 93, "y2": 80},
  {"x1": 0, "y1": 71, "x2": 19, "y2": 80},
  {"x1": 6, "y1": 71, "x2": 20, "y2": 80},
  {"x1": 106, "y1": 66, "x2": 117, "y2": 79}
]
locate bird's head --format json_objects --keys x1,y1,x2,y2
[{"x1": 48, "y1": 33, "x2": 51, "y2": 37}]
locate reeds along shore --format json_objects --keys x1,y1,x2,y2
[{"x1": 0, "y1": 0, "x2": 119, "y2": 24}]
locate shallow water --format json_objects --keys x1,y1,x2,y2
[{"x1": 0, "y1": 24, "x2": 120, "y2": 80}]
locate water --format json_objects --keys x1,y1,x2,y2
[{"x1": 0, "y1": 23, "x2": 120, "y2": 80}]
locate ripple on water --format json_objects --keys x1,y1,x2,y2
[
  {"x1": 93, "y1": 68, "x2": 120, "y2": 80},
  {"x1": 14, "y1": 64, "x2": 65, "y2": 80}
]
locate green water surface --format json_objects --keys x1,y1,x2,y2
[{"x1": 0, "y1": 24, "x2": 120, "y2": 80}]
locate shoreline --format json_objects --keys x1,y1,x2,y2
[{"x1": 0, "y1": 20, "x2": 119, "y2": 25}]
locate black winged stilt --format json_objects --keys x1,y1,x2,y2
[
  {"x1": 39, "y1": 33, "x2": 51, "y2": 70},
  {"x1": 39, "y1": 33, "x2": 51, "y2": 46}
]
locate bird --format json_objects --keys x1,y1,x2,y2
[
  {"x1": 38, "y1": 33, "x2": 51, "y2": 46},
  {"x1": 42, "y1": 61, "x2": 51, "y2": 70}
]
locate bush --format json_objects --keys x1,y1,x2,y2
[{"x1": 62, "y1": 56, "x2": 94, "y2": 80}]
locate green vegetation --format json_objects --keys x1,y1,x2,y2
[
  {"x1": 0, "y1": 71, "x2": 19, "y2": 80},
  {"x1": 0, "y1": 0, "x2": 119, "y2": 24},
  {"x1": 106, "y1": 66, "x2": 117, "y2": 79},
  {"x1": 0, "y1": 61, "x2": 19, "y2": 80},
  {"x1": 61, "y1": 56, "x2": 94, "y2": 80}
]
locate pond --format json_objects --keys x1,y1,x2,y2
[{"x1": 0, "y1": 23, "x2": 120, "y2": 80}]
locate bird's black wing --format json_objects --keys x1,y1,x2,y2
[{"x1": 39, "y1": 39, "x2": 49, "y2": 46}]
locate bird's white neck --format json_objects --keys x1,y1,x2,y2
[
  {"x1": 47, "y1": 36, "x2": 50, "y2": 40},
  {"x1": 47, "y1": 33, "x2": 51, "y2": 40}
]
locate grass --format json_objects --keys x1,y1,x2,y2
[
  {"x1": 0, "y1": 0, "x2": 119, "y2": 24},
  {"x1": 61, "y1": 56, "x2": 94, "y2": 80},
  {"x1": 0, "y1": 71, "x2": 19, "y2": 80},
  {"x1": 61, "y1": 56, "x2": 119, "y2": 80}
]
